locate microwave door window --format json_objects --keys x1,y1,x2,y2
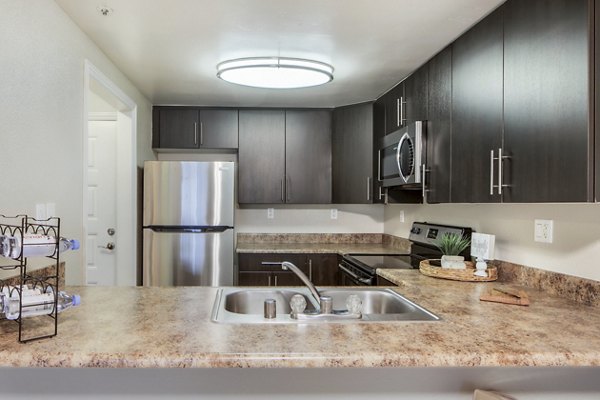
[
  {"x1": 382, "y1": 146, "x2": 399, "y2": 180},
  {"x1": 397, "y1": 134, "x2": 415, "y2": 182}
]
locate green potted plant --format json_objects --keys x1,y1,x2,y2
[{"x1": 435, "y1": 233, "x2": 471, "y2": 269}]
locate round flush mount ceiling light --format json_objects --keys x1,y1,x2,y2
[{"x1": 216, "y1": 57, "x2": 334, "y2": 89}]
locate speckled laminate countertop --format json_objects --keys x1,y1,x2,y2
[{"x1": 1, "y1": 275, "x2": 599, "y2": 368}]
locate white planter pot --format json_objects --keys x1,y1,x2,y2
[{"x1": 441, "y1": 255, "x2": 466, "y2": 269}]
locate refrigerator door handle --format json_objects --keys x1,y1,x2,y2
[{"x1": 144, "y1": 226, "x2": 233, "y2": 233}]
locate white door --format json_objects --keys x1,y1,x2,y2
[{"x1": 86, "y1": 118, "x2": 117, "y2": 285}]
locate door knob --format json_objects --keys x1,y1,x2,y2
[{"x1": 98, "y1": 242, "x2": 115, "y2": 250}]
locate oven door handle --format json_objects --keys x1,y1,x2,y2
[{"x1": 339, "y1": 264, "x2": 372, "y2": 285}]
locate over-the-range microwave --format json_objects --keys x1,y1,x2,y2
[{"x1": 379, "y1": 121, "x2": 426, "y2": 188}]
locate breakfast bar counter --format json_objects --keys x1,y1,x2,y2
[{"x1": 1, "y1": 270, "x2": 600, "y2": 369}]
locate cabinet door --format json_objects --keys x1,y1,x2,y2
[
  {"x1": 404, "y1": 66, "x2": 428, "y2": 126},
  {"x1": 198, "y1": 109, "x2": 238, "y2": 149},
  {"x1": 238, "y1": 110, "x2": 286, "y2": 204},
  {"x1": 451, "y1": 7, "x2": 504, "y2": 203},
  {"x1": 426, "y1": 46, "x2": 452, "y2": 203},
  {"x1": 382, "y1": 83, "x2": 405, "y2": 134},
  {"x1": 238, "y1": 271, "x2": 272, "y2": 286},
  {"x1": 285, "y1": 110, "x2": 332, "y2": 204},
  {"x1": 503, "y1": 0, "x2": 591, "y2": 202},
  {"x1": 376, "y1": 275, "x2": 397, "y2": 286},
  {"x1": 307, "y1": 254, "x2": 339, "y2": 286},
  {"x1": 332, "y1": 102, "x2": 374, "y2": 204},
  {"x1": 156, "y1": 108, "x2": 199, "y2": 149}
]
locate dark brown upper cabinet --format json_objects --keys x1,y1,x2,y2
[
  {"x1": 451, "y1": 6, "x2": 504, "y2": 203},
  {"x1": 403, "y1": 65, "x2": 428, "y2": 126},
  {"x1": 238, "y1": 109, "x2": 286, "y2": 204},
  {"x1": 285, "y1": 110, "x2": 332, "y2": 204},
  {"x1": 502, "y1": 0, "x2": 592, "y2": 202},
  {"x1": 425, "y1": 46, "x2": 452, "y2": 204},
  {"x1": 380, "y1": 83, "x2": 405, "y2": 135},
  {"x1": 332, "y1": 102, "x2": 377, "y2": 204},
  {"x1": 238, "y1": 109, "x2": 332, "y2": 205},
  {"x1": 152, "y1": 107, "x2": 238, "y2": 149}
]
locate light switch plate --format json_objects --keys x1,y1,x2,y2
[
  {"x1": 534, "y1": 219, "x2": 553, "y2": 243},
  {"x1": 399, "y1": 210, "x2": 405, "y2": 223},
  {"x1": 267, "y1": 208, "x2": 274, "y2": 219},
  {"x1": 330, "y1": 209, "x2": 338, "y2": 220},
  {"x1": 35, "y1": 203, "x2": 46, "y2": 221}
]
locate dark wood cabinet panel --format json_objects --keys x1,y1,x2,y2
[
  {"x1": 198, "y1": 109, "x2": 238, "y2": 149},
  {"x1": 238, "y1": 110, "x2": 286, "y2": 204},
  {"x1": 426, "y1": 46, "x2": 452, "y2": 203},
  {"x1": 451, "y1": 7, "x2": 504, "y2": 203},
  {"x1": 381, "y1": 83, "x2": 405, "y2": 135},
  {"x1": 238, "y1": 271, "x2": 272, "y2": 286},
  {"x1": 153, "y1": 107, "x2": 238, "y2": 149},
  {"x1": 503, "y1": 0, "x2": 592, "y2": 202},
  {"x1": 237, "y1": 253, "x2": 313, "y2": 287},
  {"x1": 404, "y1": 66, "x2": 428, "y2": 126},
  {"x1": 285, "y1": 110, "x2": 332, "y2": 204},
  {"x1": 332, "y1": 102, "x2": 375, "y2": 204},
  {"x1": 376, "y1": 275, "x2": 397, "y2": 286},
  {"x1": 156, "y1": 108, "x2": 199, "y2": 149},
  {"x1": 308, "y1": 254, "x2": 339, "y2": 286}
]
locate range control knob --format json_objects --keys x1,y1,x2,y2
[{"x1": 410, "y1": 227, "x2": 421, "y2": 235}]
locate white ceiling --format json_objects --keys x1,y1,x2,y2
[{"x1": 56, "y1": 0, "x2": 505, "y2": 108}]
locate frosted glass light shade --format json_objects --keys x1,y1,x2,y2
[{"x1": 216, "y1": 57, "x2": 334, "y2": 89}]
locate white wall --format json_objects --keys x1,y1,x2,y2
[
  {"x1": 384, "y1": 203, "x2": 600, "y2": 281},
  {"x1": 0, "y1": 0, "x2": 154, "y2": 285},
  {"x1": 237, "y1": 205, "x2": 384, "y2": 233}
]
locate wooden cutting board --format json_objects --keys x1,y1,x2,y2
[{"x1": 480, "y1": 287, "x2": 530, "y2": 306}]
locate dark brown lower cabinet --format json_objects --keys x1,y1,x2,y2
[
  {"x1": 237, "y1": 253, "x2": 339, "y2": 287},
  {"x1": 376, "y1": 275, "x2": 397, "y2": 286}
]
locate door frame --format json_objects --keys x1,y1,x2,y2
[{"x1": 83, "y1": 60, "x2": 138, "y2": 286}]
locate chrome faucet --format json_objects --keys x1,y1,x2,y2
[{"x1": 281, "y1": 261, "x2": 322, "y2": 309}]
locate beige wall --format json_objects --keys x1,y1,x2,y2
[
  {"x1": 0, "y1": 0, "x2": 154, "y2": 284},
  {"x1": 384, "y1": 203, "x2": 600, "y2": 281}
]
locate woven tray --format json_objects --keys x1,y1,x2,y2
[{"x1": 419, "y1": 259, "x2": 498, "y2": 282}]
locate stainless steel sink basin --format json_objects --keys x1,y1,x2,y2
[
  {"x1": 211, "y1": 287, "x2": 439, "y2": 323},
  {"x1": 224, "y1": 289, "x2": 317, "y2": 315}
]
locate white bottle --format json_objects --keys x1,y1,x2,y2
[
  {"x1": 0, "y1": 287, "x2": 81, "y2": 320},
  {"x1": 2, "y1": 234, "x2": 80, "y2": 259}
]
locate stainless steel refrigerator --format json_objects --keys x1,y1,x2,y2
[{"x1": 142, "y1": 161, "x2": 234, "y2": 286}]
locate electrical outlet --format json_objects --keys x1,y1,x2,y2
[
  {"x1": 399, "y1": 210, "x2": 405, "y2": 223},
  {"x1": 267, "y1": 208, "x2": 274, "y2": 220},
  {"x1": 35, "y1": 204, "x2": 46, "y2": 221},
  {"x1": 330, "y1": 209, "x2": 338, "y2": 220},
  {"x1": 534, "y1": 219, "x2": 553, "y2": 243},
  {"x1": 46, "y1": 203, "x2": 56, "y2": 219}
]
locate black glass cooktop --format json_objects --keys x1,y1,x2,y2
[{"x1": 344, "y1": 253, "x2": 415, "y2": 273}]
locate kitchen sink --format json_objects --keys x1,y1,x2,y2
[{"x1": 211, "y1": 287, "x2": 439, "y2": 323}]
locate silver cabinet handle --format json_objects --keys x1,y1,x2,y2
[
  {"x1": 194, "y1": 122, "x2": 198, "y2": 145},
  {"x1": 366, "y1": 177, "x2": 371, "y2": 201},
  {"x1": 308, "y1": 259, "x2": 313, "y2": 281},
  {"x1": 490, "y1": 149, "x2": 495, "y2": 195},
  {"x1": 274, "y1": 275, "x2": 278, "y2": 286},
  {"x1": 268, "y1": 275, "x2": 272, "y2": 287},
  {"x1": 400, "y1": 96, "x2": 405, "y2": 125},
  {"x1": 200, "y1": 122, "x2": 203, "y2": 145},
  {"x1": 498, "y1": 147, "x2": 503, "y2": 195},
  {"x1": 378, "y1": 186, "x2": 386, "y2": 201},
  {"x1": 377, "y1": 149, "x2": 382, "y2": 182},
  {"x1": 281, "y1": 179, "x2": 285, "y2": 202},
  {"x1": 396, "y1": 98, "x2": 400, "y2": 127},
  {"x1": 421, "y1": 164, "x2": 427, "y2": 201}
]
